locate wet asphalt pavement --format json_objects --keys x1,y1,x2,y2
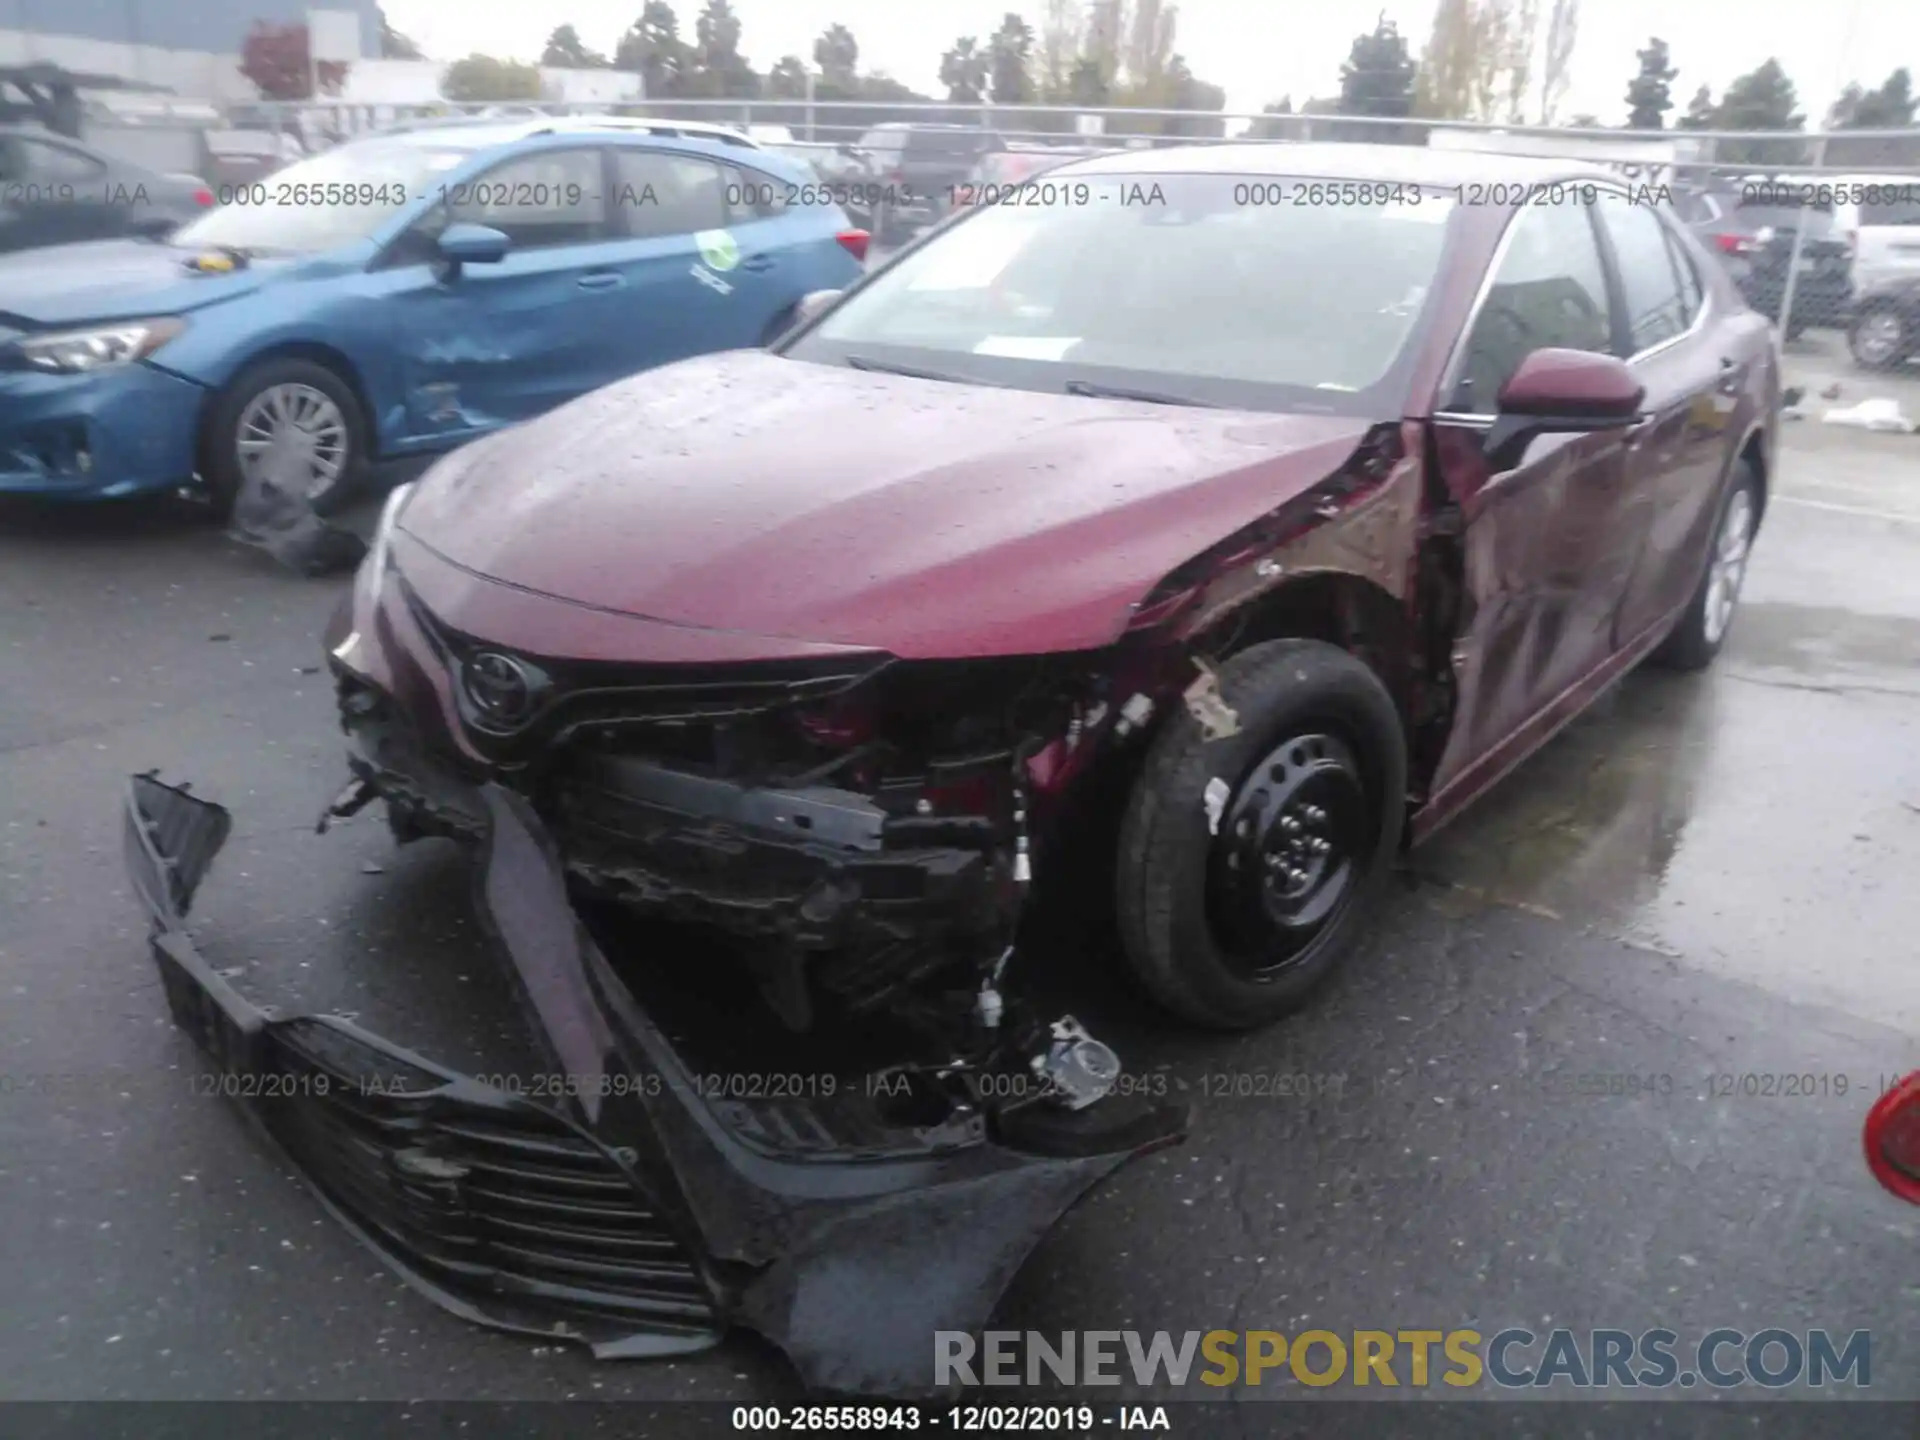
[{"x1": 2, "y1": 415, "x2": 1918, "y2": 1423}]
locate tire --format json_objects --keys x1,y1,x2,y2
[
  {"x1": 1849, "y1": 305, "x2": 1912, "y2": 370},
  {"x1": 200, "y1": 357, "x2": 368, "y2": 518},
  {"x1": 1652, "y1": 462, "x2": 1761, "y2": 672},
  {"x1": 1114, "y1": 639, "x2": 1407, "y2": 1030}
]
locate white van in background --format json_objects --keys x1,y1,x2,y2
[{"x1": 1832, "y1": 175, "x2": 1920, "y2": 294}]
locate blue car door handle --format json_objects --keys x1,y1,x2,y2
[
  {"x1": 577, "y1": 271, "x2": 625, "y2": 290},
  {"x1": 739, "y1": 254, "x2": 775, "y2": 273}
]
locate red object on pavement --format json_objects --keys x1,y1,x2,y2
[{"x1": 1864, "y1": 1071, "x2": 1920, "y2": 1204}]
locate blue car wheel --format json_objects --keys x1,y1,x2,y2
[{"x1": 202, "y1": 358, "x2": 368, "y2": 517}]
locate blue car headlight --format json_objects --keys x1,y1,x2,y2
[{"x1": 16, "y1": 317, "x2": 187, "y2": 374}]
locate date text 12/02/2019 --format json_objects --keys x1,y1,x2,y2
[{"x1": 728, "y1": 1404, "x2": 1175, "y2": 1432}]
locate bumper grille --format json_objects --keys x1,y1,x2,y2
[{"x1": 160, "y1": 956, "x2": 718, "y2": 1340}]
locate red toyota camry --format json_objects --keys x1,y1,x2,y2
[{"x1": 126, "y1": 144, "x2": 1780, "y2": 1394}]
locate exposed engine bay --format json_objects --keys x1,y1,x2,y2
[{"x1": 328, "y1": 641, "x2": 1158, "y2": 1137}]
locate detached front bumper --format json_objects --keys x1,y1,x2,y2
[
  {"x1": 124, "y1": 773, "x2": 1185, "y2": 1394},
  {"x1": 0, "y1": 363, "x2": 205, "y2": 499}
]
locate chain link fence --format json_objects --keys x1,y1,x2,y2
[{"x1": 162, "y1": 96, "x2": 1920, "y2": 423}]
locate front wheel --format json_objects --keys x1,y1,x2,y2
[
  {"x1": 1652, "y1": 463, "x2": 1760, "y2": 671},
  {"x1": 1114, "y1": 639, "x2": 1407, "y2": 1030},
  {"x1": 200, "y1": 358, "x2": 366, "y2": 517}
]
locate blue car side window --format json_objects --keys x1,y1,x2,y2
[
  {"x1": 611, "y1": 150, "x2": 729, "y2": 240},
  {"x1": 446, "y1": 148, "x2": 609, "y2": 250}
]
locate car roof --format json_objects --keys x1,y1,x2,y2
[
  {"x1": 373, "y1": 115, "x2": 760, "y2": 149},
  {"x1": 358, "y1": 123, "x2": 780, "y2": 172},
  {"x1": 521, "y1": 115, "x2": 761, "y2": 147},
  {"x1": 1055, "y1": 141, "x2": 1624, "y2": 187}
]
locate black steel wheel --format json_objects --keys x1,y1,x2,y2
[
  {"x1": 1206, "y1": 731, "x2": 1370, "y2": 977},
  {"x1": 1116, "y1": 638, "x2": 1407, "y2": 1030}
]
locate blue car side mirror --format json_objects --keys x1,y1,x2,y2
[{"x1": 437, "y1": 223, "x2": 510, "y2": 267}]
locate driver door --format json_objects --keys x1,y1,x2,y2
[
  {"x1": 1426, "y1": 194, "x2": 1651, "y2": 799},
  {"x1": 371, "y1": 146, "x2": 619, "y2": 446}
]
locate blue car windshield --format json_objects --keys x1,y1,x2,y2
[{"x1": 170, "y1": 137, "x2": 478, "y2": 254}]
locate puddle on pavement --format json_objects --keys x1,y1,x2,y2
[{"x1": 1415, "y1": 614, "x2": 1920, "y2": 1031}]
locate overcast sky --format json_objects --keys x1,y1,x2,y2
[{"x1": 382, "y1": 0, "x2": 1917, "y2": 125}]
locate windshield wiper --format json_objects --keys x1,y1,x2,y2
[
  {"x1": 1062, "y1": 379, "x2": 1217, "y2": 408},
  {"x1": 844, "y1": 354, "x2": 981, "y2": 385}
]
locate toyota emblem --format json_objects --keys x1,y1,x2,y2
[{"x1": 461, "y1": 651, "x2": 542, "y2": 726}]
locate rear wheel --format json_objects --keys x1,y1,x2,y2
[
  {"x1": 200, "y1": 357, "x2": 366, "y2": 517},
  {"x1": 1114, "y1": 640, "x2": 1406, "y2": 1030},
  {"x1": 1849, "y1": 306, "x2": 1912, "y2": 370},
  {"x1": 1652, "y1": 463, "x2": 1759, "y2": 671}
]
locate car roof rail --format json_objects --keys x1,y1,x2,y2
[{"x1": 520, "y1": 115, "x2": 762, "y2": 148}]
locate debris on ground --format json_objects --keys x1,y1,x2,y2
[
  {"x1": 1821, "y1": 398, "x2": 1919, "y2": 434},
  {"x1": 228, "y1": 468, "x2": 368, "y2": 576}
]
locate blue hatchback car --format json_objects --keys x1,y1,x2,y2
[{"x1": 0, "y1": 120, "x2": 867, "y2": 508}]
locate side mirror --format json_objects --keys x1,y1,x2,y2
[
  {"x1": 1486, "y1": 347, "x2": 1645, "y2": 471},
  {"x1": 1866, "y1": 1071, "x2": 1920, "y2": 1204},
  {"x1": 436, "y1": 222, "x2": 510, "y2": 268},
  {"x1": 793, "y1": 288, "x2": 843, "y2": 327}
]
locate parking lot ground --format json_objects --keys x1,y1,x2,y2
[
  {"x1": 2, "y1": 417, "x2": 1919, "y2": 1417},
  {"x1": 1783, "y1": 329, "x2": 1920, "y2": 429}
]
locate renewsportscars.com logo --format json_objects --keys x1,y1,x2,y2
[{"x1": 935, "y1": 1328, "x2": 1872, "y2": 1390}]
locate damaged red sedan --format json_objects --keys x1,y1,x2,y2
[{"x1": 124, "y1": 144, "x2": 1777, "y2": 1394}]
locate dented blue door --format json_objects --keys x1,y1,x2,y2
[{"x1": 380, "y1": 145, "x2": 620, "y2": 444}]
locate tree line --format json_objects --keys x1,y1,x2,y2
[
  {"x1": 397, "y1": 0, "x2": 1231, "y2": 139},
  {"x1": 258, "y1": 2, "x2": 1917, "y2": 163}
]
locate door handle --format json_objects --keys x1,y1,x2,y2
[
  {"x1": 738, "y1": 254, "x2": 775, "y2": 273},
  {"x1": 576, "y1": 271, "x2": 624, "y2": 290},
  {"x1": 1716, "y1": 357, "x2": 1744, "y2": 394}
]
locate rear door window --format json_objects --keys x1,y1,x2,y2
[
  {"x1": 1593, "y1": 190, "x2": 1690, "y2": 353},
  {"x1": 1451, "y1": 197, "x2": 1613, "y2": 413},
  {"x1": 612, "y1": 149, "x2": 728, "y2": 238},
  {"x1": 1663, "y1": 222, "x2": 1704, "y2": 324},
  {"x1": 1860, "y1": 195, "x2": 1920, "y2": 227}
]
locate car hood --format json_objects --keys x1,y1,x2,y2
[
  {"x1": 0, "y1": 240, "x2": 275, "y2": 326},
  {"x1": 398, "y1": 351, "x2": 1380, "y2": 659}
]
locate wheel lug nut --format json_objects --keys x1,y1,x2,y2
[{"x1": 1282, "y1": 816, "x2": 1301, "y2": 834}]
